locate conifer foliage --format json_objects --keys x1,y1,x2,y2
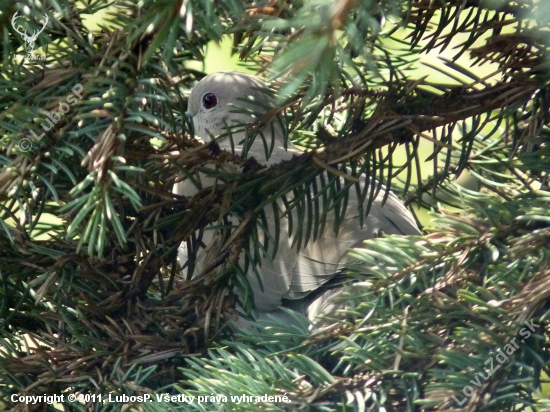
[{"x1": 1, "y1": 0, "x2": 549, "y2": 411}]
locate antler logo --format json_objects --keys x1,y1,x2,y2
[{"x1": 11, "y1": 11, "x2": 49, "y2": 59}]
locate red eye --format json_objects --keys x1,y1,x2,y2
[{"x1": 202, "y1": 92, "x2": 217, "y2": 109}]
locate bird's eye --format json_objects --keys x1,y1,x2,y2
[{"x1": 201, "y1": 92, "x2": 217, "y2": 110}]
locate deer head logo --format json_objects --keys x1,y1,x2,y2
[{"x1": 11, "y1": 11, "x2": 49, "y2": 57}]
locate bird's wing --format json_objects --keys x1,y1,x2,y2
[
  {"x1": 249, "y1": 176, "x2": 421, "y2": 310},
  {"x1": 245, "y1": 200, "x2": 299, "y2": 311}
]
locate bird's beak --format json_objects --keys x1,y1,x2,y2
[{"x1": 184, "y1": 111, "x2": 195, "y2": 136}]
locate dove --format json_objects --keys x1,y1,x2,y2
[{"x1": 175, "y1": 71, "x2": 421, "y2": 324}]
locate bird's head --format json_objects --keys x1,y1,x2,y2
[
  {"x1": 186, "y1": 71, "x2": 275, "y2": 141},
  {"x1": 186, "y1": 71, "x2": 296, "y2": 164}
]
